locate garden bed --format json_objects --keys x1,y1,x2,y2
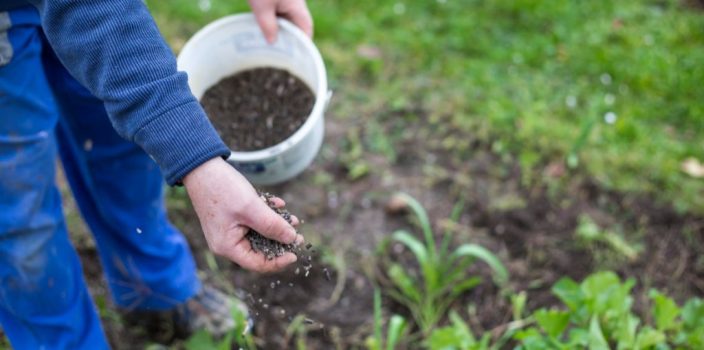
[{"x1": 71, "y1": 97, "x2": 704, "y2": 349}]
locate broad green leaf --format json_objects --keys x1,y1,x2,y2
[
  {"x1": 581, "y1": 272, "x2": 622, "y2": 299},
  {"x1": 613, "y1": 314, "x2": 639, "y2": 349},
  {"x1": 649, "y1": 290, "x2": 680, "y2": 331},
  {"x1": 453, "y1": 244, "x2": 508, "y2": 286},
  {"x1": 449, "y1": 311, "x2": 475, "y2": 343},
  {"x1": 425, "y1": 313, "x2": 475, "y2": 350},
  {"x1": 426, "y1": 327, "x2": 463, "y2": 350},
  {"x1": 534, "y1": 309, "x2": 570, "y2": 338},
  {"x1": 681, "y1": 298, "x2": 704, "y2": 329},
  {"x1": 588, "y1": 317, "x2": 610, "y2": 350},
  {"x1": 552, "y1": 278, "x2": 583, "y2": 311},
  {"x1": 566, "y1": 328, "x2": 590, "y2": 348},
  {"x1": 386, "y1": 315, "x2": 408, "y2": 350},
  {"x1": 582, "y1": 271, "x2": 633, "y2": 317},
  {"x1": 634, "y1": 327, "x2": 666, "y2": 349},
  {"x1": 514, "y1": 328, "x2": 553, "y2": 350},
  {"x1": 388, "y1": 263, "x2": 421, "y2": 303},
  {"x1": 185, "y1": 330, "x2": 217, "y2": 350}
]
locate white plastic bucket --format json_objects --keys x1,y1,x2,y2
[{"x1": 177, "y1": 13, "x2": 329, "y2": 185}]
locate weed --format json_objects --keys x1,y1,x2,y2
[
  {"x1": 425, "y1": 311, "x2": 491, "y2": 350},
  {"x1": 379, "y1": 193, "x2": 508, "y2": 335},
  {"x1": 182, "y1": 304, "x2": 255, "y2": 350},
  {"x1": 514, "y1": 271, "x2": 704, "y2": 349},
  {"x1": 366, "y1": 289, "x2": 409, "y2": 350},
  {"x1": 340, "y1": 128, "x2": 370, "y2": 180},
  {"x1": 575, "y1": 214, "x2": 642, "y2": 263}
]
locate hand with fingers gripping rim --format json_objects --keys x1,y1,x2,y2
[{"x1": 248, "y1": 0, "x2": 313, "y2": 43}]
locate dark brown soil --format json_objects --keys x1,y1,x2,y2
[
  {"x1": 246, "y1": 192, "x2": 301, "y2": 260},
  {"x1": 200, "y1": 67, "x2": 315, "y2": 151}
]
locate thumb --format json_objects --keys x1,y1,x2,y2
[
  {"x1": 253, "y1": 10, "x2": 279, "y2": 43},
  {"x1": 244, "y1": 199, "x2": 298, "y2": 244}
]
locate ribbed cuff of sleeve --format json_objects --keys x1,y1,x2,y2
[{"x1": 133, "y1": 101, "x2": 231, "y2": 186}]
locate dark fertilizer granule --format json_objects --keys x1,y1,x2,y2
[
  {"x1": 200, "y1": 67, "x2": 315, "y2": 151},
  {"x1": 246, "y1": 192, "x2": 313, "y2": 261}
]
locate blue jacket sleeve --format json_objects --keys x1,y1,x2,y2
[{"x1": 28, "y1": 0, "x2": 231, "y2": 185}]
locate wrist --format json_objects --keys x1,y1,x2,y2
[{"x1": 183, "y1": 156, "x2": 229, "y2": 188}]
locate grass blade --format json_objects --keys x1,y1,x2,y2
[
  {"x1": 440, "y1": 198, "x2": 466, "y2": 257},
  {"x1": 374, "y1": 289, "x2": 383, "y2": 350},
  {"x1": 391, "y1": 230, "x2": 438, "y2": 291},
  {"x1": 396, "y1": 193, "x2": 436, "y2": 258},
  {"x1": 386, "y1": 315, "x2": 408, "y2": 350},
  {"x1": 388, "y1": 263, "x2": 422, "y2": 303},
  {"x1": 453, "y1": 244, "x2": 508, "y2": 286},
  {"x1": 391, "y1": 230, "x2": 428, "y2": 267}
]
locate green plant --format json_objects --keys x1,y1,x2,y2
[
  {"x1": 575, "y1": 214, "x2": 642, "y2": 262},
  {"x1": 366, "y1": 289, "x2": 409, "y2": 350},
  {"x1": 424, "y1": 311, "x2": 491, "y2": 350},
  {"x1": 340, "y1": 128, "x2": 371, "y2": 180},
  {"x1": 183, "y1": 304, "x2": 255, "y2": 350},
  {"x1": 513, "y1": 271, "x2": 704, "y2": 349},
  {"x1": 380, "y1": 193, "x2": 508, "y2": 335}
]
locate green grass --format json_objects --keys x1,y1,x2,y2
[{"x1": 148, "y1": 0, "x2": 704, "y2": 212}]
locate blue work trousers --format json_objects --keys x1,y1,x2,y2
[{"x1": 0, "y1": 7, "x2": 200, "y2": 349}]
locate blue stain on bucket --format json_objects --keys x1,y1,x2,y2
[{"x1": 233, "y1": 161, "x2": 266, "y2": 174}]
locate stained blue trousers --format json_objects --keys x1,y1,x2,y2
[{"x1": 0, "y1": 7, "x2": 200, "y2": 349}]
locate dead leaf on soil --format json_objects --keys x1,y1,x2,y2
[
  {"x1": 356, "y1": 45, "x2": 382, "y2": 59},
  {"x1": 681, "y1": 157, "x2": 704, "y2": 178},
  {"x1": 385, "y1": 194, "x2": 409, "y2": 214},
  {"x1": 544, "y1": 161, "x2": 566, "y2": 178}
]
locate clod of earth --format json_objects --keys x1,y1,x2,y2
[
  {"x1": 246, "y1": 192, "x2": 310, "y2": 261},
  {"x1": 200, "y1": 67, "x2": 315, "y2": 151}
]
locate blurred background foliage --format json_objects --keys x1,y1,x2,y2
[{"x1": 148, "y1": 0, "x2": 704, "y2": 211}]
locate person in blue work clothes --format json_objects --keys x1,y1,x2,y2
[{"x1": 0, "y1": 0, "x2": 313, "y2": 348}]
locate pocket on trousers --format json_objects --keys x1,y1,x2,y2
[{"x1": 0, "y1": 12, "x2": 13, "y2": 67}]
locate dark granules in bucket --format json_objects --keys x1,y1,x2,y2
[
  {"x1": 246, "y1": 192, "x2": 308, "y2": 261},
  {"x1": 200, "y1": 67, "x2": 315, "y2": 151}
]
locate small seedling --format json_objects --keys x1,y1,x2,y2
[{"x1": 379, "y1": 193, "x2": 508, "y2": 335}]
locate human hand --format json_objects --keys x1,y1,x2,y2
[
  {"x1": 183, "y1": 157, "x2": 303, "y2": 272},
  {"x1": 247, "y1": 0, "x2": 313, "y2": 43}
]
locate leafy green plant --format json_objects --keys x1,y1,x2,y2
[
  {"x1": 424, "y1": 311, "x2": 491, "y2": 350},
  {"x1": 514, "y1": 271, "x2": 704, "y2": 349},
  {"x1": 340, "y1": 128, "x2": 371, "y2": 180},
  {"x1": 380, "y1": 193, "x2": 508, "y2": 335},
  {"x1": 366, "y1": 289, "x2": 409, "y2": 350},
  {"x1": 183, "y1": 304, "x2": 255, "y2": 350},
  {"x1": 575, "y1": 215, "x2": 641, "y2": 262}
]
